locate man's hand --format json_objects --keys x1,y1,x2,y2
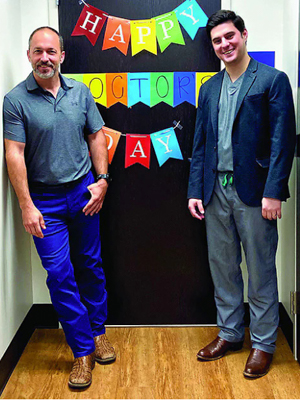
[
  {"x1": 188, "y1": 198, "x2": 205, "y2": 220},
  {"x1": 262, "y1": 197, "x2": 282, "y2": 220},
  {"x1": 22, "y1": 205, "x2": 46, "y2": 238},
  {"x1": 83, "y1": 180, "x2": 108, "y2": 216}
]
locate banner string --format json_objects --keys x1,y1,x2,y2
[
  {"x1": 108, "y1": 121, "x2": 181, "y2": 137},
  {"x1": 79, "y1": 0, "x2": 89, "y2": 7}
]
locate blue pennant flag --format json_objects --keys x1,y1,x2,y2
[
  {"x1": 151, "y1": 128, "x2": 183, "y2": 167},
  {"x1": 175, "y1": 0, "x2": 208, "y2": 40},
  {"x1": 174, "y1": 72, "x2": 196, "y2": 106},
  {"x1": 128, "y1": 73, "x2": 151, "y2": 107}
]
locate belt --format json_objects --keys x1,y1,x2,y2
[{"x1": 29, "y1": 172, "x2": 89, "y2": 190}]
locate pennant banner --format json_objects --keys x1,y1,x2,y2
[
  {"x1": 130, "y1": 19, "x2": 157, "y2": 56},
  {"x1": 155, "y1": 11, "x2": 185, "y2": 53},
  {"x1": 175, "y1": 0, "x2": 208, "y2": 40},
  {"x1": 102, "y1": 126, "x2": 121, "y2": 164},
  {"x1": 71, "y1": 0, "x2": 208, "y2": 54},
  {"x1": 64, "y1": 71, "x2": 216, "y2": 108},
  {"x1": 71, "y1": 4, "x2": 108, "y2": 46},
  {"x1": 125, "y1": 134, "x2": 151, "y2": 169},
  {"x1": 102, "y1": 16, "x2": 131, "y2": 55},
  {"x1": 151, "y1": 128, "x2": 183, "y2": 166},
  {"x1": 100, "y1": 125, "x2": 185, "y2": 168}
]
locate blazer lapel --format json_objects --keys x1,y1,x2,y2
[
  {"x1": 211, "y1": 70, "x2": 224, "y2": 139},
  {"x1": 234, "y1": 57, "x2": 258, "y2": 120}
]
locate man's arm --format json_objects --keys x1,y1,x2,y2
[
  {"x1": 83, "y1": 128, "x2": 109, "y2": 216},
  {"x1": 261, "y1": 72, "x2": 296, "y2": 220},
  {"x1": 4, "y1": 139, "x2": 46, "y2": 238}
]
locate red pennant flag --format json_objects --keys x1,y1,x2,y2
[
  {"x1": 71, "y1": 4, "x2": 108, "y2": 46},
  {"x1": 125, "y1": 135, "x2": 151, "y2": 169}
]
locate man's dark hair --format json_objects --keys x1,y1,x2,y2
[
  {"x1": 206, "y1": 10, "x2": 246, "y2": 39},
  {"x1": 28, "y1": 26, "x2": 64, "y2": 52}
]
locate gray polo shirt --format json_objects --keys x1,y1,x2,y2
[
  {"x1": 3, "y1": 73, "x2": 104, "y2": 185},
  {"x1": 217, "y1": 71, "x2": 244, "y2": 172}
]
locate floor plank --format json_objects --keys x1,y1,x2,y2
[{"x1": 1, "y1": 327, "x2": 300, "y2": 399}]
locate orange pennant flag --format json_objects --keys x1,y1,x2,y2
[
  {"x1": 102, "y1": 126, "x2": 121, "y2": 164},
  {"x1": 102, "y1": 16, "x2": 131, "y2": 55},
  {"x1": 106, "y1": 73, "x2": 128, "y2": 107}
]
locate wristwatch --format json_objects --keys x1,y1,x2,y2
[{"x1": 96, "y1": 173, "x2": 111, "y2": 183}]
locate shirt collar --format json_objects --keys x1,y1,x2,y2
[{"x1": 25, "y1": 71, "x2": 74, "y2": 92}]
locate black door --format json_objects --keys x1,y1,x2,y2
[{"x1": 59, "y1": 0, "x2": 220, "y2": 324}]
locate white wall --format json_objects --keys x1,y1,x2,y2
[
  {"x1": 0, "y1": 0, "x2": 32, "y2": 360},
  {"x1": 0, "y1": 0, "x2": 58, "y2": 359}
]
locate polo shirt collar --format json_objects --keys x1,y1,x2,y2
[{"x1": 25, "y1": 71, "x2": 74, "y2": 92}]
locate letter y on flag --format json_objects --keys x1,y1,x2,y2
[{"x1": 151, "y1": 128, "x2": 183, "y2": 166}]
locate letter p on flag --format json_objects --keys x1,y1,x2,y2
[{"x1": 72, "y1": 4, "x2": 108, "y2": 46}]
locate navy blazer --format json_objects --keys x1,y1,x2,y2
[{"x1": 188, "y1": 58, "x2": 296, "y2": 207}]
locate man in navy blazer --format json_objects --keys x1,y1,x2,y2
[{"x1": 188, "y1": 10, "x2": 296, "y2": 378}]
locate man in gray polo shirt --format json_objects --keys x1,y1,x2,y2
[{"x1": 3, "y1": 26, "x2": 115, "y2": 389}]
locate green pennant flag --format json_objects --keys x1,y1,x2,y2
[
  {"x1": 155, "y1": 11, "x2": 185, "y2": 53},
  {"x1": 150, "y1": 72, "x2": 174, "y2": 107},
  {"x1": 63, "y1": 74, "x2": 84, "y2": 83}
]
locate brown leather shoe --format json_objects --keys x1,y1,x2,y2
[
  {"x1": 68, "y1": 353, "x2": 95, "y2": 389},
  {"x1": 94, "y1": 334, "x2": 116, "y2": 364},
  {"x1": 197, "y1": 336, "x2": 244, "y2": 361},
  {"x1": 243, "y1": 348, "x2": 273, "y2": 379}
]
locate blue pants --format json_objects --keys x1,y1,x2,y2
[
  {"x1": 30, "y1": 171, "x2": 107, "y2": 358},
  {"x1": 205, "y1": 173, "x2": 279, "y2": 354}
]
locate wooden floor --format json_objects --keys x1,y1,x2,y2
[{"x1": 1, "y1": 327, "x2": 300, "y2": 399}]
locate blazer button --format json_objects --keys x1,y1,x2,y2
[
  {"x1": 212, "y1": 169, "x2": 216, "y2": 173},
  {"x1": 214, "y1": 147, "x2": 217, "y2": 151}
]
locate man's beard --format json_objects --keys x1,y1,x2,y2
[{"x1": 33, "y1": 62, "x2": 57, "y2": 79}]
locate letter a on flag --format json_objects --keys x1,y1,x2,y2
[
  {"x1": 72, "y1": 4, "x2": 108, "y2": 46},
  {"x1": 102, "y1": 16, "x2": 131, "y2": 55},
  {"x1": 125, "y1": 135, "x2": 151, "y2": 168}
]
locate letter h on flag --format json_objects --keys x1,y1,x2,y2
[{"x1": 72, "y1": 4, "x2": 108, "y2": 46}]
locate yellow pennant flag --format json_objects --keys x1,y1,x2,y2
[
  {"x1": 83, "y1": 74, "x2": 107, "y2": 107},
  {"x1": 196, "y1": 72, "x2": 216, "y2": 107},
  {"x1": 130, "y1": 19, "x2": 157, "y2": 56}
]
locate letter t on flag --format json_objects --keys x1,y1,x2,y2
[
  {"x1": 72, "y1": 4, "x2": 108, "y2": 46},
  {"x1": 125, "y1": 134, "x2": 151, "y2": 168}
]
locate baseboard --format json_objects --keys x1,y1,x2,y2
[
  {"x1": 0, "y1": 302, "x2": 294, "y2": 395},
  {"x1": 279, "y1": 303, "x2": 293, "y2": 351},
  {"x1": 0, "y1": 304, "x2": 58, "y2": 396}
]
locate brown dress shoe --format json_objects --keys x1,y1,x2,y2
[
  {"x1": 243, "y1": 348, "x2": 273, "y2": 378},
  {"x1": 94, "y1": 334, "x2": 116, "y2": 364},
  {"x1": 68, "y1": 353, "x2": 95, "y2": 389},
  {"x1": 197, "y1": 336, "x2": 244, "y2": 361}
]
